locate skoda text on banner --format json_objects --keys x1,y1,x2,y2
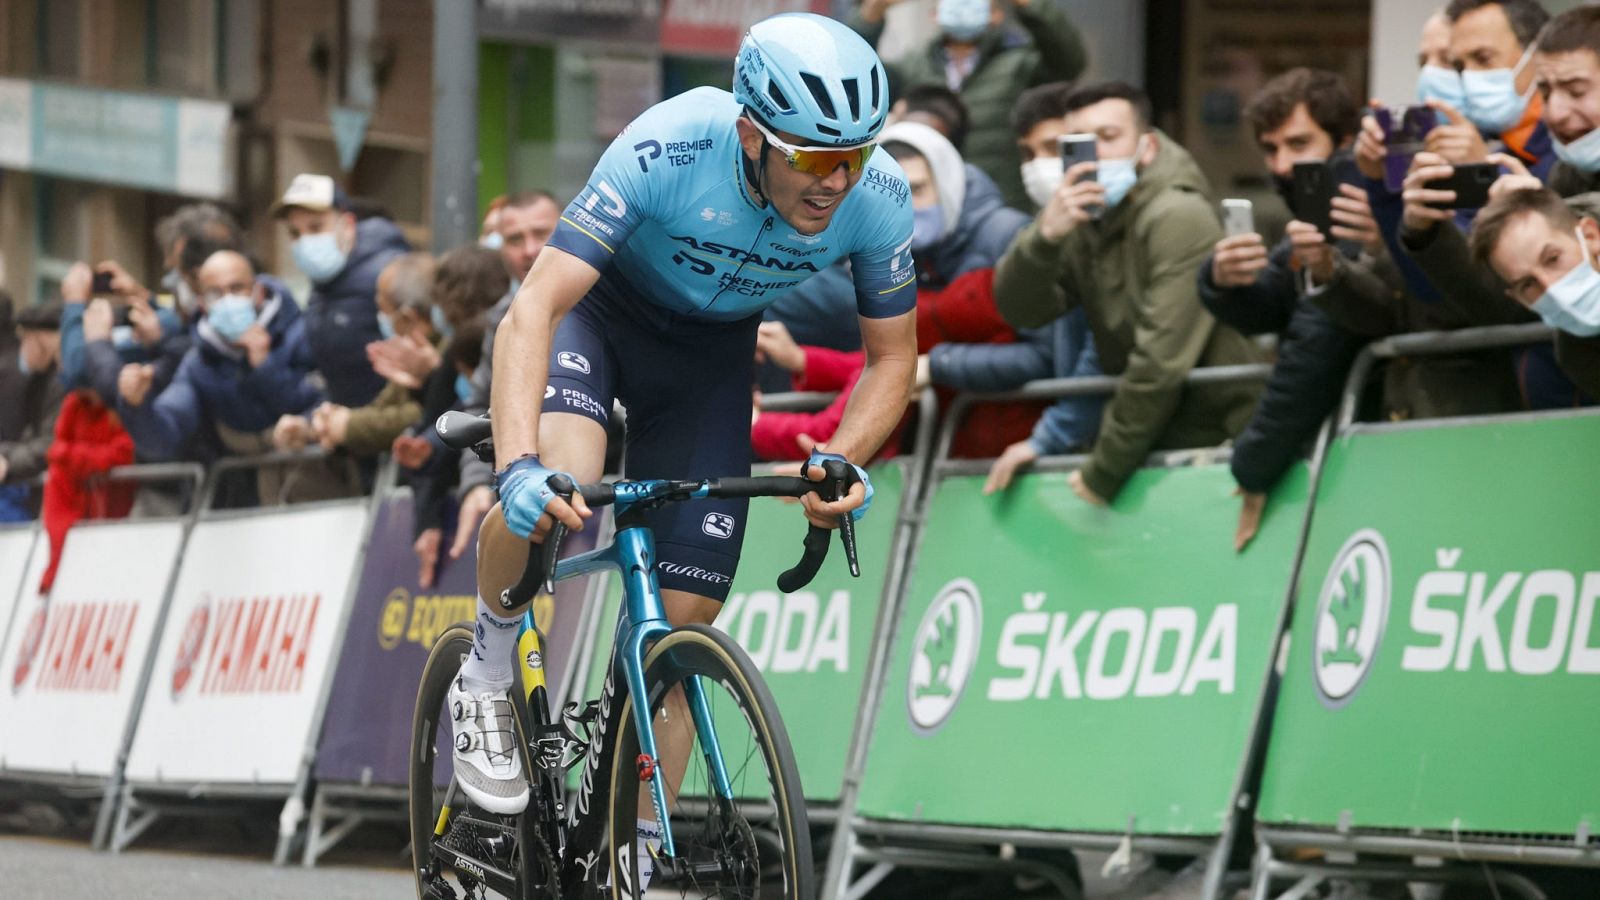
[
  {"x1": 315, "y1": 491, "x2": 598, "y2": 787},
  {"x1": 855, "y1": 463, "x2": 1311, "y2": 835},
  {"x1": 1258, "y1": 414, "x2": 1600, "y2": 836},
  {"x1": 0, "y1": 522, "x2": 184, "y2": 778},
  {"x1": 123, "y1": 504, "x2": 368, "y2": 785}
]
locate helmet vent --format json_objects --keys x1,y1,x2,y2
[
  {"x1": 817, "y1": 124, "x2": 841, "y2": 137},
  {"x1": 842, "y1": 77, "x2": 861, "y2": 121},
  {"x1": 767, "y1": 81, "x2": 793, "y2": 113},
  {"x1": 800, "y1": 72, "x2": 838, "y2": 121},
  {"x1": 870, "y1": 69, "x2": 881, "y2": 113}
]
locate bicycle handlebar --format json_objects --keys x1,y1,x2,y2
[{"x1": 435, "y1": 411, "x2": 863, "y2": 607}]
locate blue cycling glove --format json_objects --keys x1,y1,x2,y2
[
  {"x1": 806, "y1": 449, "x2": 873, "y2": 522},
  {"x1": 496, "y1": 454, "x2": 572, "y2": 539}
]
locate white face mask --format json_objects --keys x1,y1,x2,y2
[
  {"x1": 1531, "y1": 225, "x2": 1600, "y2": 337},
  {"x1": 1021, "y1": 156, "x2": 1064, "y2": 210}
]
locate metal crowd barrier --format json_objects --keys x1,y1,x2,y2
[
  {"x1": 1249, "y1": 324, "x2": 1599, "y2": 900},
  {"x1": 823, "y1": 363, "x2": 1283, "y2": 900}
]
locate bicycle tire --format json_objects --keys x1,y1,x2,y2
[
  {"x1": 606, "y1": 624, "x2": 814, "y2": 900},
  {"x1": 409, "y1": 622, "x2": 558, "y2": 900}
]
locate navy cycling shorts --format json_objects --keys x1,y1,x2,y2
[{"x1": 542, "y1": 281, "x2": 759, "y2": 601}]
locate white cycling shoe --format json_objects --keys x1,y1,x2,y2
[{"x1": 448, "y1": 675, "x2": 529, "y2": 815}]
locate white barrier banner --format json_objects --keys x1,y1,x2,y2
[
  {"x1": 0, "y1": 522, "x2": 184, "y2": 777},
  {"x1": 0, "y1": 526, "x2": 39, "y2": 653},
  {"x1": 124, "y1": 503, "x2": 367, "y2": 785}
]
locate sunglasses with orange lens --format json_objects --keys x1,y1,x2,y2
[{"x1": 747, "y1": 115, "x2": 876, "y2": 179}]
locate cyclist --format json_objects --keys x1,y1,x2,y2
[{"x1": 446, "y1": 11, "x2": 917, "y2": 885}]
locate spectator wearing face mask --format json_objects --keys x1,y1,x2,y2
[
  {"x1": 118, "y1": 250, "x2": 326, "y2": 502},
  {"x1": 1200, "y1": 69, "x2": 1372, "y2": 550},
  {"x1": 273, "y1": 252, "x2": 438, "y2": 457},
  {"x1": 995, "y1": 81, "x2": 1263, "y2": 506},
  {"x1": 274, "y1": 173, "x2": 410, "y2": 408},
  {"x1": 1468, "y1": 187, "x2": 1600, "y2": 397},
  {"x1": 0, "y1": 300, "x2": 67, "y2": 522},
  {"x1": 851, "y1": 0, "x2": 1087, "y2": 211},
  {"x1": 56, "y1": 260, "x2": 184, "y2": 406}
]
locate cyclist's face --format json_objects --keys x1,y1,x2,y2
[{"x1": 737, "y1": 118, "x2": 864, "y2": 235}]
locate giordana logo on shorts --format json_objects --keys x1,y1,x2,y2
[
  {"x1": 1313, "y1": 530, "x2": 1391, "y2": 708},
  {"x1": 701, "y1": 513, "x2": 736, "y2": 539},
  {"x1": 557, "y1": 351, "x2": 591, "y2": 374},
  {"x1": 907, "y1": 579, "x2": 983, "y2": 734}
]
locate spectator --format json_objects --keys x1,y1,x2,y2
[
  {"x1": 480, "y1": 195, "x2": 507, "y2": 250},
  {"x1": 1200, "y1": 68, "x2": 1370, "y2": 550},
  {"x1": 1438, "y1": 0, "x2": 1554, "y2": 178},
  {"x1": 751, "y1": 321, "x2": 908, "y2": 463},
  {"x1": 890, "y1": 83, "x2": 971, "y2": 150},
  {"x1": 851, "y1": 0, "x2": 1087, "y2": 210},
  {"x1": 495, "y1": 190, "x2": 560, "y2": 286},
  {"x1": 275, "y1": 252, "x2": 438, "y2": 458},
  {"x1": 994, "y1": 81, "x2": 1263, "y2": 505},
  {"x1": 274, "y1": 173, "x2": 410, "y2": 407},
  {"x1": 1467, "y1": 187, "x2": 1600, "y2": 396},
  {"x1": 38, "y1": 388, "x2": 135, "y2": 593},
  {"x1": 0, "y1": 300, "x2": 66, "y2": 522},
  {"x1": 57, "y1": 260, "x2": 184, "y2": 406},
  {"x1": 402, "y1": 319, "x2": 487, "y2": 588},
  {"x1": 117, "y1": 250, "x2": 329, "y2": 504},
  {"x1": 1417, "y1": 9, "x2": 1465, "y2": 109},
  {"x1": 1538, "y1": 6, "x2": 1600, "y2": 196},
  {"x1": 154, "y1": 202, "x2": 240, "y2": 318}
]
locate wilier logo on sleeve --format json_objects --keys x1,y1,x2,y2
[
  {"x1": 1313, "y1": 530, "x2": 1392, "y2": 709},
  {"x1": 906, "y1": 579, "x2": 983, "y2": 734}
]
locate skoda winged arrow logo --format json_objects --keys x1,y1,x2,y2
[
  {"x1": 906, "y1": 579, "x2": 983, "y2": 734},
  {"x1": 1313, "y1": 529, "x2": 1391, "y2": 708}
]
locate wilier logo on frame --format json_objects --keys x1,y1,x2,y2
[
  {"x1": 1313, "y1": 529, "x2": 1392, "y2": 709},
  {"x1": 906, "y1": 579, "x2": 983, "y2": 734}
]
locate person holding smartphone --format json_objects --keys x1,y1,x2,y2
[{"x1": 1198, "y1": 68, "x2": 1372, "y2": 552}]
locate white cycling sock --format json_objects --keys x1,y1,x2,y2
[
  {"x1": 636, "y1": 817, "x2": 663, "y2": 892},
  {"x1": 458, "y1": 596, "x2": 520, "y2": 691}
]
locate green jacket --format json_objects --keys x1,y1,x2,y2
[
  {"x1": 852, "y1": 0, "x2": 1086, "y2": 211},
  {"x1": 993, "y1": 131, "x2": 1262, "y2": 501}
]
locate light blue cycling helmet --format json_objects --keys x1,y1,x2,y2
[{"x1": 733, "y1": 13, "x2": 890, "y2": 147}]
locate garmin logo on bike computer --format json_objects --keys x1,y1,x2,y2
[
  {"x1": 1313, "y1": 529, "x2": 1391, "y2": 709},
  {"x1": 557, "y1": 351, "x2": 591, "y2": 374},
  {"x1": 907, "y1": 579, "x2": 983, "y2": 735},
  {"x1": 702, "y1": 513, "x2": 736, "y2": 539}
]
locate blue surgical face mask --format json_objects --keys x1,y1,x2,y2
[
  {"x1": 17, "y1": 352, "x2": 30, "y2": 376},
  {"x1": 292, "y1": 229, "x2": 349, "y2": 283},
  {"x1": 1416, "y1": 64, "x2": 1467, "y2": 112},
  {"x1": 454, "y1": 372, "x2": 475, "y2": 404},
  {"x1": 480, "y1": 231, "x2": 504, "y2": 251},
  {"x1": 1553, "y1": 128, "x2": 1600, "y2": 174},
  {"x1": 1531, "y1": 225, "x2": 1600, "y2": 337},
  {"x1": 1460, "y1": 43, "x2": 1537, "y2": 134},
  {"x1": 937, "y1": 0, "x2": 990, "y2": 42},
  {"x1": 207, "y1": 293, "x2": 258, "y2": 343},
  {"x1": 377, "y1": 312, "x2": 396, "y2": 340},
  {"x1": 1098, "y1": 135, "x2": 1147, "y2": 210},
  {"x1": 911, "y1": 205, "x2": 944, "y2": 251},
  {"x1": 430, "y1": 305, "x2": 454, "y2": 339}
]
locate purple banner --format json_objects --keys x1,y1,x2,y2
[{"x1": 314, "y1": 492, "x2": 599, "y2": 786}]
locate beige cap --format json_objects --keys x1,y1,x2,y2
[{"x1": 271, "y1": 173, "x2": 341, "y2": 218}]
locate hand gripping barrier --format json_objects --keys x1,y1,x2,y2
[
  {"x1": 1249, "y1": 325, "x2": 1600, "y2": 900},
  {"x1": 108, "y1": 450, "x2": 382, "y2": 865},
  {"x1": 0, "y1": 463, "x2": 206, "y2": 852},
  {"x1": 824, "y1": 363, "x2": 1292, "y2": 900}
]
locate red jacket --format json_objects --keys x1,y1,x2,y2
[
  {"x1": 40, "y1": 391, "x2": 136, "y2": 592},
  {"x1": 752, "y1": 346, "x2": 903, "y2": 462}
]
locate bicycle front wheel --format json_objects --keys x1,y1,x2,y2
[{"x1": 608, "y1": 624, "x2": 814, "y2": 900}]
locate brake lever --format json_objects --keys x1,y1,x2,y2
[{"x1": 820, "y1": 460, "x2": 861, "y2": 579}]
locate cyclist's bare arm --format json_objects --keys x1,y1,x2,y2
[
  {"x1": 800, "y1": 308, "x2": 917, "y2": 527},
  {"x1": 489, "y1": 245, "x2": 603, "y2": 534}
]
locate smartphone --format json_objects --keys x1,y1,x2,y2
[
  {"x1": 1291, "y1": 161, "x2": 1336, "y2": 237},
  {"x1": 1374, "y1": 105, "x2": 1436, "y2": 193},
  {"x1": 1424, "y1": 162, "x2": 1498, "y2": 210},
  {"x1": 91, "y1": 271, "x2": 115, "y2": 296},
  {"x1": 1059, "y1": 133, "x2": 1098, "y2": 181},
  {"x1": 1221, "y1": 199, "x2": 1255, "y2": 237}
]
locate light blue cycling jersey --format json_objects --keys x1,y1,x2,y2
[{"x1": 548, "y1": 86, "x2": 917, "y2": 323}]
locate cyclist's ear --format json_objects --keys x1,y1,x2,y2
[{"x1": 735, "y1": 117, "x2": 766, "y2": 164}]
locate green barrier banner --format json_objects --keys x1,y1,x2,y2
[
  {"x1": 855, "y1": 462, "x2": 1308, "y2": 835},
  {"x1": 578, "y1": 464, "x2": 902, "y2": 802},
  {"x1": 1258, "y1": 415, "x2": 1600, "y2": 835}
]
